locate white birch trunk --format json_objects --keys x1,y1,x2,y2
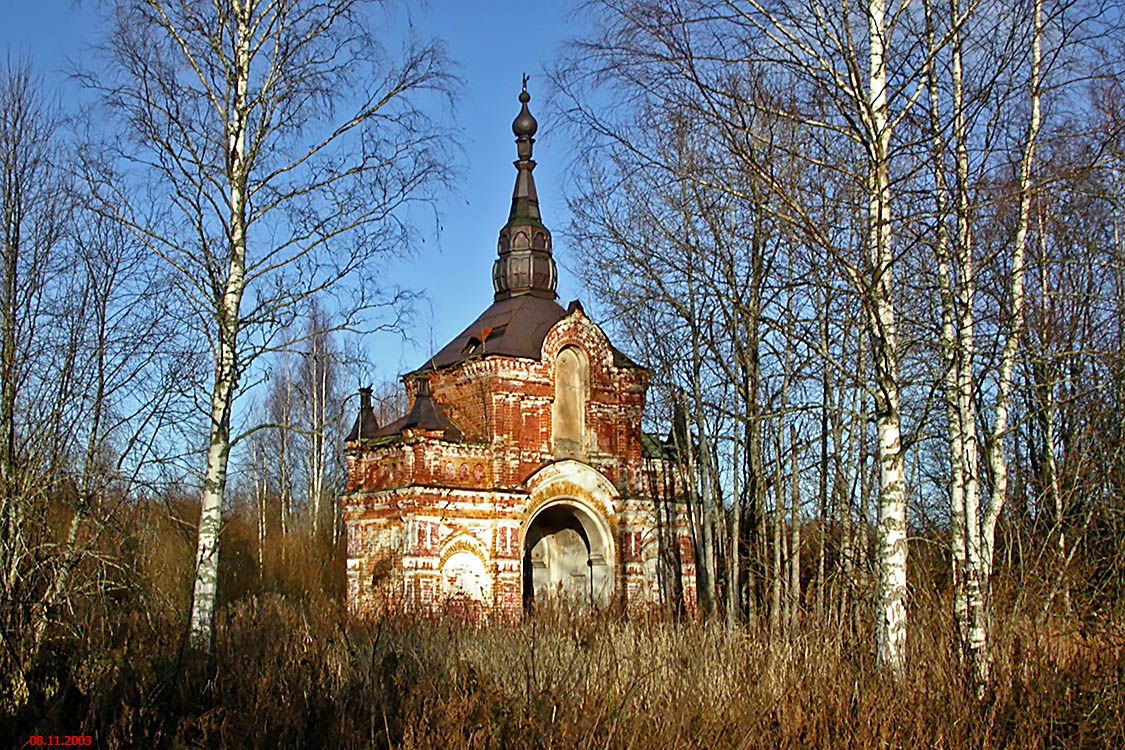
[
  {"x1": 924, "y1": 0, "x2": 972, "y2": 654},
  {"x1": 867, "y1": 0, "x2": 908, "y2": 673},
  {"x1": 947, "y1": 0, "x2": 989, "y2": 674},
  {"x1": 188, "y1": 367, "x2": 237, "y2": 648},
  {"x1": 728, "y1": 428, "x2": 741, "y2": 626},
  {"x1": 1042, "y1": 379, "x2": 1069, "y2": 610},
  {"x1": 983, "y1": 0, "x2": 1042, "y2": 584},
  {"x1": 697, "y1": 431, "x2": 718, "y2": 618},
  {"x1": 923, "y1": 0, "x2": 1042, "y2": 685},
  {"x1": 309, "y1": 355, "x2": 322, "y2": 536},
  {"x1": 254, "y1": 440, "x2": 266, "y2": 578},
  {"x1": 279, "y1": 362, "x2": 292, "y2": 542},
  {"x1": 188, "y1": 1, "x2": 250, "y2": 651},
  {"x1": 689, "y1": 349, "x2": 718, "y2": 617},
  {"x1": 970, "y1": 0, "x2": 1042, "y2": 683}
]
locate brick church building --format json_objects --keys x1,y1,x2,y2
[{"x1": 341, "y1": 84, "x2": 695, "y2": 619}]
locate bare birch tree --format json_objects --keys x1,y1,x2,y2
[
  {"x1": 297, "y1": 300, "x2": 340, "y2": 540},
  {"x1": 921, "y1": 0, "x2": 1045, "y2": 683},
  {"x1": 86, "y1": 0, "x2": 452, "y2": 652},
  {"x1": 0, "y1": 57, "x2": 71, "y2": 708}
]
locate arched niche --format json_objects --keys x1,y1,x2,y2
[
  {"x1": 440, "y1": 550, "x2": 487, "y2": 600},
  {"x1": 522, "y1": 498, "x2": 613, "y2": 610},
  {"x1": 552, "y1": 346, "x2": 588, "y2": 459},
  {"x1": 438, "y1": 534, "x2": 491, "y2": 612}
]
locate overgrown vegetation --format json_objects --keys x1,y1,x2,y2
[{"x1": 4, "y1": 507, "x2": 1123, "y2": 748}]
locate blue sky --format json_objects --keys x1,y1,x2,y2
[{"x1": 1, "y1": 0, "x2": 594, "y2": 386}]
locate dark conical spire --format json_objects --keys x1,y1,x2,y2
[
  {"x1": 492, "y1": 77, "x2": 557, "y2": 301},
  {"x1": 345, "y1": 385, "x2": 380, "y2": 442},
  {"x1": 400, "y1": 378, "x2": 462, "y2": 441}
]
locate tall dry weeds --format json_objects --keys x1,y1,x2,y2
[
  {"x1": 5, "y1": 505, "x2": 1122, "y2": 747},
  {"x1": 6, "y1": 592, "x2": 1122, "y2": 749}
]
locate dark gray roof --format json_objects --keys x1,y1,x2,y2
[
  {"x1": 413, "y1": 296, "x2": 639, "y2": 373},
  {"x1": 641, "y1": 432, "x2": 680, "y2": 461},
  {"x1": 374, "y1": 379, "x2": 462, "y2": 442},
  {"x1": 418, "y1": 295, "x2": 566, "y2": 371},
  {"x1": 345, "y1": 408, "x2": 381, "y2": 442}
]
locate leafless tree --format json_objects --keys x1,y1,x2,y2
[
  {"x1": 1, "y1": 59, "x2": 188, "y2": 707},
  {"x1": 296, "y1": 300, "x2": 342, "y2": 540},
  {"x1": 84, "y1": 0, "x2": 454, "y2": 652},
  {"x1": 914, "y1": 0, "x2": 1125, "y2": 684},
  {"x1": 0, "y1": 58, "x2": 72, "y2": 708}
]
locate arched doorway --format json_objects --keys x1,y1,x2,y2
[{"x1": 522, "y1": 499, "x2": 613, "y2": 610}]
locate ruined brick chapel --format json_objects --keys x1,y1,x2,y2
[{"x1": 342, "y1": 83, "x2": 696, "y2": 619}]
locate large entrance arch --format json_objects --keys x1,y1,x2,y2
[{"x1": 522, "y1": 499, "x2": 613, "y2": 610}]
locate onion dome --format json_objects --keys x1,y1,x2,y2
[{"x1": 492, "y1": 77, "x2": 557, "y2": 301}]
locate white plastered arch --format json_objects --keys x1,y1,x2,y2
[{"x1": 521, "y1": 460, "x2": 619, "y2": 607}]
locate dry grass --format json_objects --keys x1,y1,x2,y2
[
  {"x1": 6, "y1": 508, "x2": 1122, "y2": 747},
  {"x1": 7, "y1": 592, "x2": 1123, "y2": 749}
]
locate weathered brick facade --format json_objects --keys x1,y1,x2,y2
[{"x1": 341, "y1": 85, "x2": 695, "y2": 620}]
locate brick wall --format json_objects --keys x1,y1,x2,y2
[{"x1": 342, "y1": 305, "x2": 695, "y2": 620}]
